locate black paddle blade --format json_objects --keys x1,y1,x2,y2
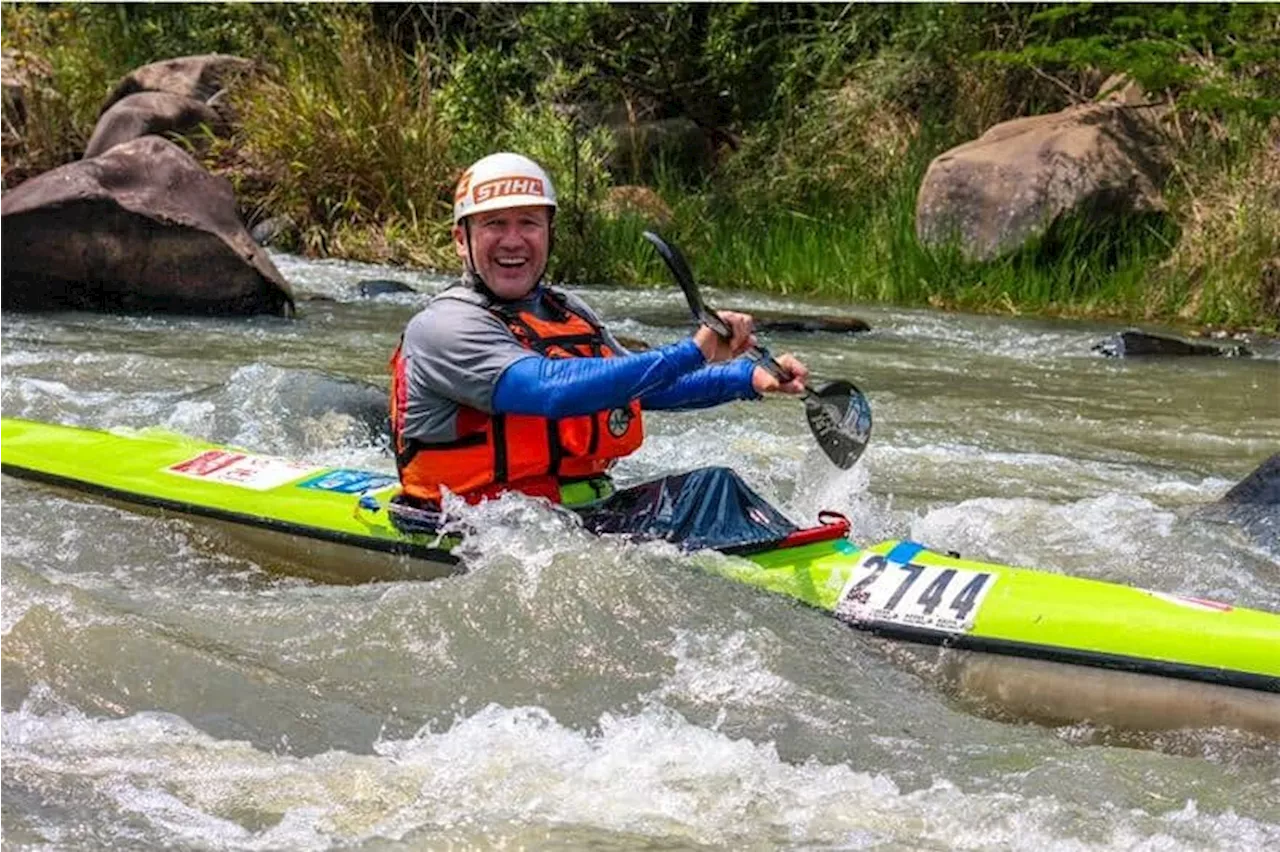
[
  {"x1": 803, "y1": 380, "x2": 872, "y2": 470},
  {"x1": 642, "y1": 231, "x2": 731, "y2": 337}
]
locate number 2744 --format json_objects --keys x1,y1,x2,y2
[{"x1": 841, "y1": 555, "x2": 992, "y2": 625}]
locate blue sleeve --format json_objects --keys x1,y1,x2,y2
[
  {"x1": 493, "y1": 338, "x2": 707, "y2": 418},
  {"x1": 641, "y1": 358, "x2": 759, "y2": 410}
]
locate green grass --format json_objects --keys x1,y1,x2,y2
[{"x1": 591, "y1": 154, "x2": 1207, "y2": 326}]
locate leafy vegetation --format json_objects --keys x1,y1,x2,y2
[{"x1": 3, "y1": 2, "x2": 1277, "y2": 328}]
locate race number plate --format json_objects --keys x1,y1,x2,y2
[{"x1": 835, "y1": 552, "x2": 995, "y2": 634}]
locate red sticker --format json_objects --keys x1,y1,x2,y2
[{"x1": 168, "y1": 451, "x2": 245, "y2": 476}]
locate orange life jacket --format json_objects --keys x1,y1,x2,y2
[{"x1": 390, "y1": 288, "x2": 644, "y2": 504}]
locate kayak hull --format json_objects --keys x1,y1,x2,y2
[
  {"x1": 3, "y1": 416, "x2": 1278, "y2": 736},
  {"x1": 896, "y1": 644, "x2": 1280, "y2": 739}
]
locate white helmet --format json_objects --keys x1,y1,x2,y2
[{"x1": 453, "y1": 152, "x2": 557, "y2": 224}]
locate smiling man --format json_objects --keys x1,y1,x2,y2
[{"x1": 390, "y1": 152, "x2": 809, "y2": 527}]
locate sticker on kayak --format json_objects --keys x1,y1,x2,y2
[
  {"x1": 835, "y1": 552, "x2": 995, "y2": 634},
  {"x1": 296, "y1": 469, "x2": 398, "y2": 495},
  {"x1": 1146, "y1": 590, "x2": 1233, "y2": 613},
  {"x1": 165, "y1": 450, "x2": 322, "y2": 491}
]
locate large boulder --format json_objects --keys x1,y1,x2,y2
[
  {"x1": 916, "y1": 96, "x2": 1170, "y2": 261},
  {"x1": 1, "y1": 135, "x2": 294, "y2": 316},
  {"x1": 99, "y1": 54, "x2": 256, "y2": 116},
  {"x1": 84, "y1": 91, "x2": 226, "y2": 159}
]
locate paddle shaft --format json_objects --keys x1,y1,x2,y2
[
  {"x1": 641, "y1": 229, "x2": 872, "y2": 470},
  {"x1": 669, "y1": 257, "x2": 814, "y2": 393}
]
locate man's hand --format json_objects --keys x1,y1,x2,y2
[
  {"x1": 693, "y1": 310, "x2": 756, "y2": 362},
  {"x1": 752, "y1": 353, "x2": 809, "y2": 395}
]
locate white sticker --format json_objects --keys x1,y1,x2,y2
[
  {"x1": 835, "y1": 552, "x2": 995, "y2": 634},
  {"x1": 165, "y1": 450, "x2": 323, "y2": 491}
]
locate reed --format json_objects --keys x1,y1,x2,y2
[{"x1": 219, "y1": 12, "x2": 456, "y2": 266}]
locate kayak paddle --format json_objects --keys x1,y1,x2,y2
[{"x1": 641, "y1": 231, "x2": 872, "y2": 470}]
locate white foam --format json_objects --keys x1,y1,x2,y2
[{"x1": 5, "y1": 697, "x2": 1274, "y2": 851}]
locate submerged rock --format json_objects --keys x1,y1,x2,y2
[
  {"x1": 1092, "y1": 330, "x2": 1250, "y2": 358},
  {"x1": 356, "y1": 279, "x2": 418, "y2": 298},
  {"x1": 631, "y1": 307, "x2": 870, "y2": 335},
  {"x1": 747, "y1": 310, "x2": 870, "y2": 334},
  {"x1": 614, "y1": 334, "x2": 651, "y2": 352},
  {"x1": 1196, "y1": 454, "x2": 1280, "y2": 555}
]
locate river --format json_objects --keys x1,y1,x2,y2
[{"x1": 2, "y1": 252, "x2": 1278, "y2": 850}]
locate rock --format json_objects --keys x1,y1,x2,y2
[
  {"x1": 249, "y1": 214, "x2": 298, "y2": 248},
  {"x1": 356, "y1": 279, "x2": 418, "y2": 298},
  {"x1": 99, "y1": 54, "x2": 256, "y2": 116},
  {"x1": 607, "y1": 117, "x2": 715, "y2": 181},
  {"x1": 84, "y1": 91, "x2": 226, "y2": 159},
  {"x1": 600, "y1": 186, "x2": 673, "y2": 227},
  {"x1": 916, "y1": 97, "x2": 1170, "y2": 261},
  {"x1": 613, "y1": 334, "x2": 651, "y2": 352},
  {"x1": 1196, "y1": 454, "x2": 1280, "y2": 556},
  {"x1": 1, "y1": 135, "x2": 294, "y2": 316},
  {"x1": 1220, "y1": 454, "x2": 1280, "y2": 507},
  {"x1": 744, "y1": 310, "x2": 870, "y2": 334},
  {"x1": 1092, "y1": 330, "x2": 1250, "y2": 358}
]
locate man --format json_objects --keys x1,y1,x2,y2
[{"x1": 390, "y1": 152, "x2": 812, "y2": 546}]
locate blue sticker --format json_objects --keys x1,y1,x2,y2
[
  {"x1": 298, "y1": 469, "x2": 399, "y2": 495},
  {"x1": 886, "y1": 540, "x2": 925, "y2": 565}
]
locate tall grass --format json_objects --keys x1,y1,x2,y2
[
  {"x1": 595, "y1": 135, "x2": 1194, "y2": 324},
  {"x1": 220, "y1": 12, "x2": 454, "y2": 266},
  {"x1": 1154, "y1": 119, "x2": 1280, "y2": 328}
]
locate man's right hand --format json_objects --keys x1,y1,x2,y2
[{"x1": 693, "y1": 310, "x2": 756, "y2": 362}]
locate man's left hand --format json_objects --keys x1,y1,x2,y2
[{"x1": 751, "y1": 353, "x2": 809, "y2": 395}]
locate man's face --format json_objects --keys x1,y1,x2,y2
[{"x1": 454, "y1": 205, "x2": 551, "y2": 300}]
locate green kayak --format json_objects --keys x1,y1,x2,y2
[{"x1": 3, "y1": 416, "x2": 1277, "y2": 735}]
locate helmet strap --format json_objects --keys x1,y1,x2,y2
[
  {"x1": 543, "y1": 208, "x2": 556, "y2": 284},
  {"x1": 463, "y1": 219, "x2": 478, "y2": 277}
]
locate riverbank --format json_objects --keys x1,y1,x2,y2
[{"x1": 3, "y1": 4, "x2": 1277, "y2": 331}]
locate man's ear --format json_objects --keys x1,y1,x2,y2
[{"x1": 452, "y1": 224, "x2": 469, "y2": 264}]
